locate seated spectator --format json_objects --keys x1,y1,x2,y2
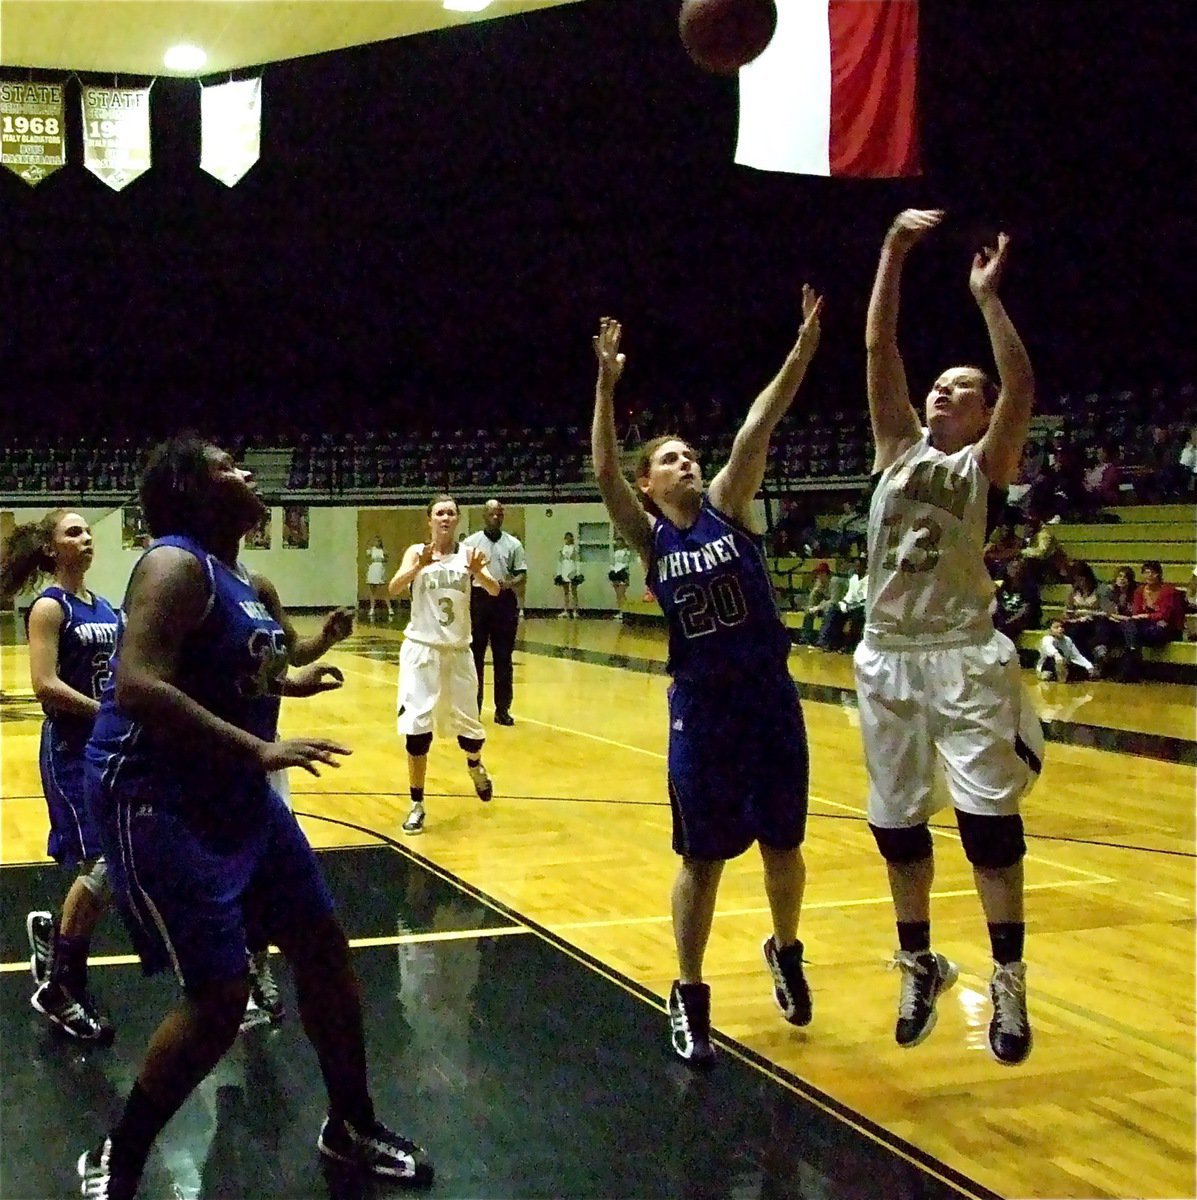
[
  {"x1": 1186, "y1": 566, "x2": 1197, "y2": 641},
  {"x1": 1062, "y1": 560, "x2": 1116, "y2": 673},
  {"x1": 993, "y1": 557, "x2": 1041, "y2": 643},
  {"x1": 816, "y1": 557, "x2": 867, "y2": 652},
  {"x1": 1178, "y1": 425, "x2": 1197, "y2": 497},
  {"x1": 1028, "y1": 428, "x2": 1087, "y2": 521},
  {"x1": 1020, "y1": 514, "x2": 1070, "y2": 583},
  {"x1": 1113, "y1": 559, "x2": 1185, "y2": 680},
  {"x1": 1036, "y1": 619, "x2": 1098, "y2": 683},
  {"x1": 829, "y1": 497, "x2": 869, "y2": 558},
  {"x1": 1082, "y1": 440, "x2": 1122, "y2": 510},
  {"x1": 983, "y1": 522, "x2": 1023, "y2": 580},
  {"x1": 796, "y1": 562, "x2": 842, "y2": 646}
]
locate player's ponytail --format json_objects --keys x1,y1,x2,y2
[{"x1": 0, "y1": 509, "x2": 68, "y2": 599}]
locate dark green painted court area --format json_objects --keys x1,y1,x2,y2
[{"x1": 1, "y1": 841, "x2": 997, "y2": 1200}]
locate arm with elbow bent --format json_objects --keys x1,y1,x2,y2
[
  {"x1": 27, "y1": 598, "x2": 100, "y2": 720},
  {"x1": 118, "y1": 548, "x2": 349, "y2": 777}
]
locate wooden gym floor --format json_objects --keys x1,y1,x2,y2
[{"x1": 0, "y1": 613, "x2": 1193, "y2": 1200}]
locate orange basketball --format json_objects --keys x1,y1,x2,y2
[{"x1": 678, "y1": 0, "x2": 777, "y2": 76}]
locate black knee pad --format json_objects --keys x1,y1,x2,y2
[
  {"x1": 869, "y1": 822, "x2": 933, "y2": 863},
  {"x1": 457, "y1": 736, "x2": 484, "y2": 754},
  {"x1": 956, "y1": 811, "x2": 1026, "y2": 869},
  {"x1": 405, "y1": 733, "x2": 433, "y2": 757}
]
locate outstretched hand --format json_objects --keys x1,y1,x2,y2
[
  {"x1": 593, "y1": 317, "x2": 626, "y2": 394},
  {"x1": 320, "y1": 606, "x2": 355, "y2": 645},
  {"x1": 288, "y1": 663, "x2": 345, "y2": 697},
  {"x1": 887, "y1": 208, "x2": 944, "y2": 252},
  {"x1": 970, "y1": 232, "x2": 1011, "y2": 300},
  {"x1": 464, "y1": 545, "x2": 488, "y2": 577},
  {"x1": 415, "y1": 542, "x2": 436, "y2": 569},
  {"x1": 260, "y1": 736, "x2": 350, "y2": 777}
]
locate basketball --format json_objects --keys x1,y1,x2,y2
[{"x1": 678, "y1": 0, "x2": 777, "y2": 76}]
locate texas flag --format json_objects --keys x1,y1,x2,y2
[{"x1": 735, "y1": 0, "x2": 919, "y2": 177}]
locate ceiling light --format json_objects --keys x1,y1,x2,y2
[
  {"x1": 443, "y1": 1, "x2": 493, "y2": 12},
  {"x1": 164, "y1": 44, "x2": 207, "y2": 72}
]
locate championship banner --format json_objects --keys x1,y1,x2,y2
[
  {"x1": 81, "y1": 85, "x2": 152, "y2": 191},
  {"x1": 200, "y1": 77, "x2": 261, "y2": 187},
  {"x1": 0, "y1": 80, "x2": 66, "y2": 186}
]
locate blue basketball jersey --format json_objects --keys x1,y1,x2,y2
[
  {"x1": 648, "y1": 498, "x2": 790, "y2": 682},
  {"x1": 87, "y1": 536, "x2": 289, "y2": 809},
  {"x1": 27, "y1": 586, "x2": 119, "y2": 748}
]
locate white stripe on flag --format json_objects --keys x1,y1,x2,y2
[{"x1": 735, "y1": 0, "x2": 832, "y2": 176}]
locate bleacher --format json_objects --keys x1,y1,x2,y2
[{"x1": 624, "y1": 504, "x2": 1197, "y2": 683}]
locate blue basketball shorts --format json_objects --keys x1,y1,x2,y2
[
  {"x1": 667, "y1": 671, "x2": 810, "y2": 861},
  {"x1": 40, "y1": 722, "x2": 103, "y2": 867},
  {"x1": 97, "y1": 782, "x2": 334, "y2": 991}
]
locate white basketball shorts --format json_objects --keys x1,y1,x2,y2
[
  {"x1": 396, "y1": 638, "x2": 485, "y2": 740},
  {"x1": 854, "y1": 630, "x2": 1044, "y2": 827}
]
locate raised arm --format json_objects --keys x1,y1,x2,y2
[
  {"x1": 709, "y1": 285, "x2": 823, "y2": 528},
  {"x1": 591, "y1": 317, "x2": 653, "y2": 565},
  {"x1": 971, "y1": 234, "x2": 1035, "y2": 488},
  {"x1": 866, "y1": 209, "x2": 942, "y2": 472}
]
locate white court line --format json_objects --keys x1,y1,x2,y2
[
  {"x1": 0, "y1": 924, "x2": 527, "y2": 973},
  {"x1": 295, "y1": 663, "x2": 1151, "y2": 887},
  {"x1": 550, "y1": 876, "x2": 1118, "y2": 932}
]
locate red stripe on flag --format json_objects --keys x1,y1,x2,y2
[{"x1": 828, "y1": 0, "x2": 920, "y2": 178}]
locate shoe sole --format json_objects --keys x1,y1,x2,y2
[
  {"x1": 897, "y1": 958, "x2": 959, "y2": 1049},
  {"x1": 990, "y1": 1031, "x2": 1033, "y2": 1066}
]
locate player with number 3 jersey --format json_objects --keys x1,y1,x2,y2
[
  {"x1": 592, "y1": 287, "x2": 823, "y2": 1067},
  {"x1": 389, "y1": 495, "x2": 500, "y2": 836}
]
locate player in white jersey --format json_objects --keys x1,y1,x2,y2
[
  {"x1": 388, "y1": 495, "x2": 500, "y2": 835},
  {"x1": 859, "y1": 209, "x2": 1043, "y2": 1066}
]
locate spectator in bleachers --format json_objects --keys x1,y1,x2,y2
[
  {"x1": 1114, "y1": 559, "x2": 1186, "y2": 679},
  {"x1": 1082, "y1": 440, "x2": 1122, "y2": 510},
  {"x1": 795, "y1": 562, "x2": 839, "y2": 646},
  {"x1": 983, "y1": 523, "x2": 1022, "y2": 580},
  {"x1": 1061, "y1": 561, "x2": 1116, "y2": 675},
  {"x1": 1177, "y1": 424, "x2": 1197, "y2": 496},
  {"x1": 1029, "y1": 428, "x2": 1086, "y2": 521},
  {"x1": 1036, "y1": 619, "x2": 1098, "y2": 683},
  {"x1": 829, "y1": 496, "x2": 869, "y2": 558},
  {"x1": 992, "y1": 557, "x2": 1041, "y2": 643},
  {"x1": 816, "y1": 556, "x2": 866, "y2": 652},
  {"x1": 1020, "y1": 514, "x2": 1069, "y2": 583},
  {"x1": 1186, "y1": 566, "x2": 1197, "y2": 642}
]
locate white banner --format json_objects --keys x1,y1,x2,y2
[
  {"x1": 0, "y1": 80, "x2": 66, "y2": 186},
  {"x1": 81, "y1": 85, "x2": 152, "y2": 191},
  {"x1": 200, "y1": 77, "x2": 261, "y2": 187}
]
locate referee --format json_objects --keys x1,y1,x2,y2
[{"x1": 460, "y1": 499, "x2": 527, "y2": 725}]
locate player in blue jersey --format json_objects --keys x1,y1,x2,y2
[
  {"x1": 0, "y1": 509, "x2": 119, "y2": 1044},
  {"x1": 591, "y1": 287, "x2": 823, "y2": 1066},
  {"x1": 78, "y1": 435, "x2": 432, "y2": 1199}
]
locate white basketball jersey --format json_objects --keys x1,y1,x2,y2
[
  {"x1": 405, "y1": 548, "x2": 473, "y2": 649},
  {"x1": 865, "y1": 434, "x2": 1002, "y2": 648}
]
